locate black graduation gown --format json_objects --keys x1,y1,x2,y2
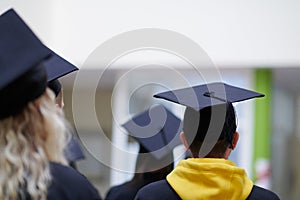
[
  {"x1": 47, "y1": 162, "x2": 102, "y2": 200},
  {"x1": 105, "y1": 184, "x2": 138, "y2": 200},
  {"x1": 134, "y1": 180, "x2": 280, "y2": 200},
  {"x1": 105, "y1": 176, "x2": 151, "y2": 200},
  {"x1": 105, "y1": 169, "x2": 174, "y2": 200}
]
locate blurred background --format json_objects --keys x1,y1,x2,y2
[{"x1": 1, "y1": 1, "x2": 300, "y2": 199}]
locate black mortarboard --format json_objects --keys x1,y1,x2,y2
[
  {"x1": 122, "y1": 104, "x2": 182, "y2": 160},
  {"x1": 0, "y1": 9, "x2": 77, "y2": 119},
  {"x1": 153, "y1": 82, "x2": 264, "y2": 110},
  {"x1": 44, "y1": 52, "x2": 78, "y2": 83},
  {"x1": 44, "y1": 52, "x2": 78, "y2": 96},
  {"x1": 45, "y1": 54, "x2": 79, "y2": 96},
  {"x1": 45, "y1": 54, "x2": 78, "y2": 96}
]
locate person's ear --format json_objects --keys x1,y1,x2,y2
[
  {"x1": 55, "y1": 89, "x2": 64, "y2": 108},
  {"x1": 180, "y1": 132, "x2": 190, "y2": 150},
  {"x1": 231, "y1": 132, "x2": 239, "y2": 149}
]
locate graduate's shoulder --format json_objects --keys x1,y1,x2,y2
[
  {"x1": 135, "y1": 180, "x2": 181, "y2": 200},
  {"x1": 247, "y1": 185, "x2": 280, "y2": 200},
  {"x1": 48, "y1": 162, "x2": 102, "y2": 200}
]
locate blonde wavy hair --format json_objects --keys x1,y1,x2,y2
[{"x1": 0, "y1": 88, "x2": 70, "y2": 200}]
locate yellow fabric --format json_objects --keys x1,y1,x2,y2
[{"x1": 167, "y1": 158, "x2": 253, "y2": 200}]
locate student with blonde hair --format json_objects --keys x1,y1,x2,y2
[{"x1": 0, "y1": 9, "x2": 101, "y2": 199}]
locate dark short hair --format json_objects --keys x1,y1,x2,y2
[{"x1": 183, "y1": 102, "x2": 237, "y2": 157}]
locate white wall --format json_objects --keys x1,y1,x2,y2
[{"x1": 1, "y1": 0, "x2": 300, "y2": 68}]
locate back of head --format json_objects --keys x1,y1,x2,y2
[
  {"x1": 122, "y1": 105, "x2": 180, "y2": 181},
  {"x1": 153, "y1": 82, "x2": 264, "y2": 158},
  {"x1": 0, "y1": 89, "x2": 69, "y2": 199},
  {"x1": 0, "y1": 8, "x2": 73, "y2": 199},
  {"x1": 183, "y1": 102, "x2": 237, "y2": 158}
]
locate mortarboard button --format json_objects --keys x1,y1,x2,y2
[
  {"x1": 153, "y1": 82, "x2": 264, "y2": 110},
  {"x1": 122, "y1": 104, "x2": 182, "y2": 160}
]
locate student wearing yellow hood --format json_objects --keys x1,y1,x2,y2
[{"x1": 135, "y1": 82, "x2": 280, "y2": 200}]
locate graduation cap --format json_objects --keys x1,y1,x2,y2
[
  {"x1": 0, "y1": 9, "x2": 77, "y2": 118},
  {"x1": 153, "y1": 82, "x2": 264, "y2": 111},
  {"x1": 154, "y1": 82, "x2": 264, "y2": 157},
  {"x1": 45, "y1": 53, "x2": 78, "y2": 96},
  {"x1": 122, "y1": 104, "x2": 182, "y2": 160},
  {"x1": 45, "y1": 54, "x2": 78, "y2": 96},
  {"x1": 43, "y1": 53, "x2": 78, "y2": 83}
]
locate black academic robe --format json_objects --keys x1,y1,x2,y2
[
  {"x1": 134, "y1": 180, "x2": 280, "y2": 200},
  {"x1": 105, "y1": 176, "x2": 151, "y2": 200},
  {"x1": 105, "y1": 184, "x2": 138, "y2": 200},
  {"x1": 47, "y1": 162, "x2": 102, "y2": 200}
]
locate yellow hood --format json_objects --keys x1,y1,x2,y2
[{"x1": 167, "y1": 158, "x2": 253, "y2": 200}]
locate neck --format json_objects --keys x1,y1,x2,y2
[
  {"x1": 223, "y1": 148, "x2": 232, "y2": 159},
  {"x1": 191, "y1": 149, "x2": 231, "y2": 159}
]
